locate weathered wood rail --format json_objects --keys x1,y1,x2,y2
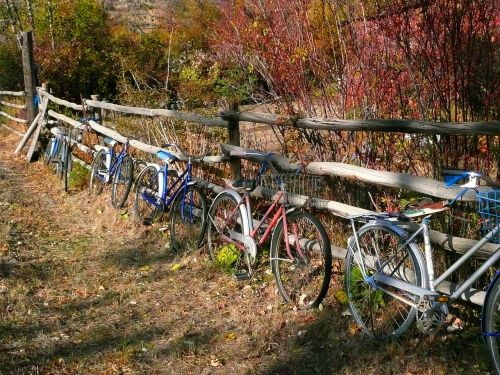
[
  {"x1": 0, "y1": 91, "x2": 28, "y2": 129},
  {"x1": 1, "y1": 85, "x2": 498, "y2": 307},
  {"x1": 221, "y1": 111, "x2": 500, "y2": 136}
]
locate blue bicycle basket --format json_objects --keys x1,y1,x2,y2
[{"x1": 477, "y1": 190, "x2": 500, "y2": 244}]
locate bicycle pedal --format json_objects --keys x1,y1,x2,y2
[{"x1": 233, "y1": 272, "x2": 252, "y2": 281}]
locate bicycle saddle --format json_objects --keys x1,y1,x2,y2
[
  {"x1": 156, "y1": 150, "x2": 178, "y2": 162},
  {"x1": 50, "y1": 127, "x2": 65, "y2": 136},
  {"x1": 103, "y1": 136, "x2": 117, "y2": 147},
  {"x1": 232, "y1": 178, "x2": 257, "y2": 192}
]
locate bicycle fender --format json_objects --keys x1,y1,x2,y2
[
  {"x1": 145, "y1": 162, "x2": 161, "y2": 171},
  {"x1": 212, "y1": 189, "x2": 250, "y2": 235},
  {"x1": 94, "y1": 144, "x2": 108, "y2": 153},
  {"x1": 481, "y1": 270, "x2": 500, "y2": 335}
]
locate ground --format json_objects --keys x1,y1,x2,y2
[{"x1": 0, "y1": 127, "x2": 495, "y2": 374}]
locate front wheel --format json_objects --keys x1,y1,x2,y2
[
  {"x1": 170, "y1": 184, "x2": 207, "y2": 252},
  {"x1": 62, "y1": 142, "x2": 72, "y2": 192},
  {"x1": 43, "y1": 138, "x2": 54, "y2": 165},
  {"x1": 111, "y1": 154, "x2": 134, "y2": 209},
  {"x1": 345, "y1": 221, "x2": 426, "y2": 339},
  {"x1": 484, "y1": 274, "x2": 500, "y2": 375},
  {"x1": 207, "y1": 192, "x2": 250, "y2": 274},
  {"x1": 89, "y1": 149, "x2": 107, "y2": 196},
  {"x1": 270, "y1": 211, "x2": 332, "y2": 309}
]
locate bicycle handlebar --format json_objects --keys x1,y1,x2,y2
[
  {"x1": 442, "y1": 168, "x2": 497, "y2": 189},
  {"x1": 160, "y1": 143, "x2": 209, "y2": 161}
]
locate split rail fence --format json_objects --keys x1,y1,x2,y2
[{"x1": 1, "y1": 85, "x2": 500, "y2": 307}]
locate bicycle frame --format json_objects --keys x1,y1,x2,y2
[
  {"x1": 106, "y1": 143, "x2": 129, "y2": 179},
  {"x1": 218, "y1": 189, "x2": 306, "y2": 261},
  {"x1": 140, "y1": 159, "x2": 193, "y2": 212}
]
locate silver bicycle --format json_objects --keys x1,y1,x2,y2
[{"x1": 344, "y1": 169, "x2": 500, "y2": 373}]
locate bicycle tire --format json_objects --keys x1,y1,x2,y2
[
  {"x1": 170, "y1": 184, "x2": 208, "y2": 252},
  {"x1": 43, "y1": 138, "x2": 54, "y2": 165},
  {"x1": 484, "y1": 275, "x2": 500, "y2": 374},
  {"x1": 133, "y1": 165, "x2": 162, "y2": 224},
  {"x1": 63, "y1": 142, "x2": 72, "y2": 192},
  {"x1": 345, "y1": 221, "x2": 426, "y2": 339},
  {"x1": 89, "y1": 149, "x2": 107, "y2": 196},
  {"x1": 55, "y1": 141, "x2": 65, "y2": 178},
  {"x1": 207, "y1": 192, "x2": 250, "y2": 274},
  {"x1": 111, "y1": 154, "x2": 134, "y2": 209},
  {"x1": 270, "y1": 210, "x2": 332, "y2": 308}
]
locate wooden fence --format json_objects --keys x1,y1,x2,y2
[{"x1": 2, "y1": 85, "x2": 500, "y2": 306}]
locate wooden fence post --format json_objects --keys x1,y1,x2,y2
[
  {"x1": 21, "y1": 31, "x2": 37, "y2": 124},
  {"x1": 228, "y1": 102, "x2": 241, "y2": 179},
  {"x1": 90, "y1": 94, "x2": 101, "y2": 121},
  {"x1": 25, "y1": 84, "x2": 49, "y2": 161}
]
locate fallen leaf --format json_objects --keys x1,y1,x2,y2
[{"x1": 171, "y1": 263, "x2": 181, "y2": 271}]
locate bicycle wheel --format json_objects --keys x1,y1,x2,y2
[
  {"x1": 133, "y1": 165, "x2": 162, "y2": 224},
  {"x1": 207, "y1": 192, "x2": 250, "y2": 274},
  {"x1": 43, "y1": 138, "x2": 54, "y2": 165},
  {"x1": 89, "y1": 149, "x2": 107, "y2": 196},
  {"x1": 54, "y1": 140, "x2": 65, "y2": 177},
  {"x1": 111, "y1": 154, "x2": 134, "y2": 209},
  {"x1": 62, "y1": 142, "x2": 72, "y2": 192},
  {"x1": 484, "y1": 275, "x2": 500, "y2": 374},
  {"x1": 270, "y1": 211, "x2": 332, "y2": 308},
  {"x1": 345, "y1": 221, "x2": 426, "y2": 339},
  {"x1": 170, "y1": 184, "x2": 208, "y2": 252}
]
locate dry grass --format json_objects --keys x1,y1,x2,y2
[{"x1": 0, "y1": 128, "x2": 495, "y2": 374}]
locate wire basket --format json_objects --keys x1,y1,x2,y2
[
  {"x1": 258, "y1": 173, "x2": 324, "y2": 206},
  {"x1": 477, "y1": 190, "x2": 500, "y2": 243}
]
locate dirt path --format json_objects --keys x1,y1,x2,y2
[{"x1": 0, "y1": 127, "x2": 493, "y2": 374}]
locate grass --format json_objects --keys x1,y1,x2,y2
[{"x1": 0, "y1": 128, "x2": 496, "y2": 374}]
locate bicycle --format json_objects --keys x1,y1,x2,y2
[
  {"x1": 207, "y1": 150, "x2": 332, "y2": 309},
  {"x1": 43, "y1": 124, "x2": 77, "y2": 192},
  {"x1": 133, "y1": 143, "x2": 208, "y2": 252},
  {"x1": 343, "y1": 169, "x2": 500, "y2": 372},
  {"x1": 89, "y1": 136, "x2": 134, "y2": 209}
]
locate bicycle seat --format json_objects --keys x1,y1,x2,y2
[
  {"x1": 231, "y1": 178, "x2": 257, "y2": 192},
  {"x1": 156, "y1": 150, "x2": 178, "y2": 162},
  {"x1": 50, "y1": 127, "x2": 65, "y2": 136},
  {"x1": 103, "y1": 136, "x2": 117, "y2": 147}
]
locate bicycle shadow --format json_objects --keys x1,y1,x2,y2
[{"x1": 256, "y1": 306, "x2": 492, "y2": 375}]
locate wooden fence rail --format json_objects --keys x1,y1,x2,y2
[
  {"x1": 221, "y1": 111, "x2": 500, "y2": 136},
  {"x1": 0, "y1": 100, "x2": 26, "y2": 110},
  {"x1": 0, "y1": 91, "x2": 25, "y2": 96}
]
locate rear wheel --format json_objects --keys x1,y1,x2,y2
[
  {"x1": 207, "y1": 192, "x2": 249, "y2": 274},
  {"x1": 89, "y1": 149, "x2": 107, "y2": 196},
  {"x1": 345, "y1": 222, "x2": 426, "y2": 339},
  {"x1": 111, "y1": 154, "x2": 134, "y2": 209},
  {"x1": 133, "y1": 166, "x2": 162, "y2": 224},
  {"x1": 271, "y1": 211, "x2": 332, "y2": 309},
  {"x1": 43, "y1": 138, "x2": 54, "y2": 165},
  {"x1": 170, "y1": 184, "x2": 208, "y2": 252},
  {"x1": 484, "y1": 275, "x2": 500, "y2": 375},
  {"x1": 62, "y1": 142, "x2": 72, "y2": 192}
]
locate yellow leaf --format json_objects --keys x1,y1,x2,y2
[
  {"x1": 334, "y1": 290, "x2": 348, "y2": 304},
  {"x1": 224, "y1": 332, "x2": 236, "y2": 341},
  {"x1": 171, "y1": 263, "x2": 181, "y2": 271}
]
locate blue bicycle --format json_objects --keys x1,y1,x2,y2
[
  {"x1": 89, "y1": 136, "x2": 134, "y2": 209},
  {"x1": 133, "y1": 143, "x2": 208, "y2": 252}
]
